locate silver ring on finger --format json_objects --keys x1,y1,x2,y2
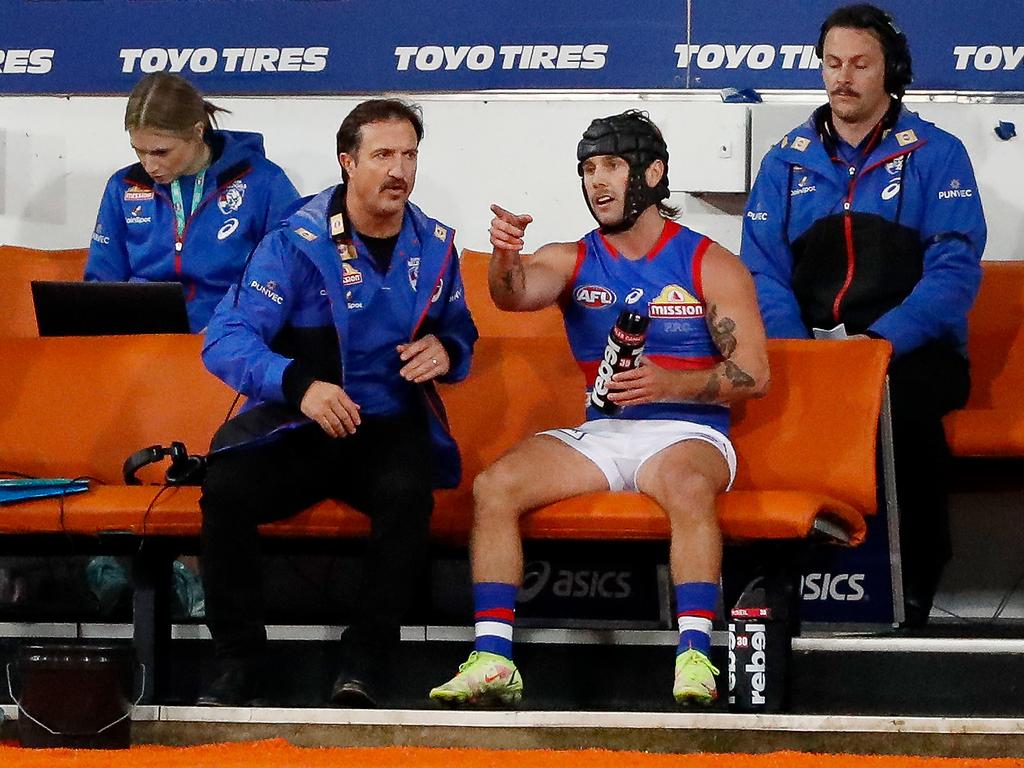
[{"x1": 431, "y1": 358, "x2": 438, "y2": 366}]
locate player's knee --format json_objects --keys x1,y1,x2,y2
[
  {"x1": 472, "y1": 463, "x2": 525, "y2": 520},
  {"x1": 656, "y1": 473, "x2": 721, "y2": 521}
]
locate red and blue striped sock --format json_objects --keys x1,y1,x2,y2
[
  {"x1": 473, "y1": 582, "x2": 517, "y2": 659},
  {"x1": 675, "y1": 581, "x2": 718, "y2": 657}
]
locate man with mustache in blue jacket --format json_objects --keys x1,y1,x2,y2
[{"x1": 197, "y1": 99, "x2": 477, "y2": 707}]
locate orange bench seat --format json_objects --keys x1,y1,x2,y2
[
  {"x1": 0, "y1": 334, "x2": 888, "y2": 548},
  {"x1": 944, "y1": 260, "x2": 1024, "y2": 457},
  {"x1": 0, "y1": 486, "x2": 862, "y2": 545},
  {"x1": 0, "y1": 244, "x2": 89, "y2": 338}
]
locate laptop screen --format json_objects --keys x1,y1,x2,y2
[{"x1": 31, "y1": 281, "x2": 191, "y2": 336}]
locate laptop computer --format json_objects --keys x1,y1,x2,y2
[{"x1": 31, "y1": 281, "x2": 191, "y2": 336}]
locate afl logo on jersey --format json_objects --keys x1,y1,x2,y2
[{"x1": 574, "y1": 285, "x2": 616, "y2": 308}]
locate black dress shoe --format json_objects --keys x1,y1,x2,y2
[
  {"x1": 903, "y1": 597, "x2": 932, "y2": 629},
  {"x1": 330, "y1": 674, "x2": 377, "y2": 708},
  {"x1": 196, "y1": 662, "x2": 267, "y2": 707}
]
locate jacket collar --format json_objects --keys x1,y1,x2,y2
[
  {"x1": 776, "y1": 101, "x2": 927, "y2": 174},
  {"x1": 815, "y1": 99, "x2": 901, "y2": 159}
]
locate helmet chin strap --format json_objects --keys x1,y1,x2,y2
[{"x1": 583, "y1": 165, "x2": 660, "y2": 235}]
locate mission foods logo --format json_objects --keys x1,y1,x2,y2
[
  {"x1": 342, "y1": 262, "x2": 363, "y2": 287},
  {"x1": 648, "y1": 285, "x2": 704, "y2": 318},
  {"x1": 124, "y1": 185, "x2": 154, "y2": 201}
]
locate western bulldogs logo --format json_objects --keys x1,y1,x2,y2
[
  {"x1": 218, "y1": 180, "x2": 246, "y2": 215},
  {"x1": 408, "y1": 257, "x2": 420, "y2": 290},
  {"x1": 574, "y1": 285, "x2": 616, "y2": 308},
  {"x1": 885, "y1": 156, "x2": 904, "y2": 175}
]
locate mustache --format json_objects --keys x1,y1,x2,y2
[
  {"x1": 380, "y1": 180, "x2": 408, "y2": 192},
  {"x1": 831, "y1": 87, "x2": 861, "y2": 98}
]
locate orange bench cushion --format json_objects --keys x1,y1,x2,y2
[
  {"x1": 0, "y1": 284, "x2": 890, "y2": 547},
  {"x1": 944, "y1": 260, "x2": 1024, "y2": 456},
  {"x1": 0, "y1": 334, "x2": 236, "y2": 485},
  {"x1": 0, "y1": 244, "x2": 88, "y2": 338},
  {"x1": 0, "y1": 485, "x2": 863, "y2": 546},
  {"x1": 0, "y1": 487, "x2": 374, "y2": 539}
]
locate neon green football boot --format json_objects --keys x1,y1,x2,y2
[
  {"x1": 673, "y1": 649, "x2": 719, "y2": 705},
  {"x1": 429, "y1": 651, "x2": 523, "y2": 707}
]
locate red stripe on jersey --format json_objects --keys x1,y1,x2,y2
[
  {"x1": 691, "y1": 237, "x2": 712, "y2": 303},
  {"x1": 645, "y1": 354, "x2": 721, "y2": 371},
  {"x1": 578, "y1": 354, "x2": 720, "y2": 384},
  {"x1": 569, "y1": 239, "x2": 587, "y2": 285},
  {"x1": 578, "y1": 360, "x2": 600, "y2": 385},
  {"x1": 647, "y1": 220, "x2": 682, "y2": 260},
  {"x1": 598, "y1": 230, "x2": 618, "y2": 259}
]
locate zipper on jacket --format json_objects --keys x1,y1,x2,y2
[
  {"x1": 832, "y1": 163, "x2": 859, "y2": 323},
  {"x1": 830, "y1": 146, "x2": 918, "y2": 323},
  {"x1": 173, "y1": 169, "x2": 253, "y2": 298},
  {"x1": 176, "y1": 169, "x2": 252, "y2": 262}
]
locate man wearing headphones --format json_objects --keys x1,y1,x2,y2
[
  {"x1": 741, "y1": 4, "x2": 986, "y2": 627},
  {"x1": 429, "y1": 111, "x2": 769, "y2": 707}
]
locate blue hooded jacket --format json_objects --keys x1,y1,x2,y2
[
  {"x1": 86, "y1": 129, "x2": 299, "y2": 332},
  {"x1": 741, "y1": 105, "x2": 986, "y2": 357},
  {"x1": 202, "y1": 185, "x2": 478, "y2": 489}
]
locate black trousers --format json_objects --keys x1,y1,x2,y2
[
  {"x1": 199, "y1": 412, "x2": 435, "y2": 675},
  {"x1": 886, "y1": 342, "x2": 970, "y2": 611}
]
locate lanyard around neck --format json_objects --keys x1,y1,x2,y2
[{"x1": 170, "y1": 171, "x2": 206, "y2": 252}]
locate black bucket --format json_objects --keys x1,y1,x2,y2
[{"x1": 6, "y1": 644, "x2": 143, "y2": 749}]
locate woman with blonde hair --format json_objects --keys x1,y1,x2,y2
[{"x1": 86, "y1": 72, "x2": 298, "y2": 331}]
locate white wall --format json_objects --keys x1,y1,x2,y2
[
  {"x1": 0, "y1": 94, "x2": 750, "y2": 255},
  {"x1": 1, "y1": 93, "x2": 1021, "y2": 260}
]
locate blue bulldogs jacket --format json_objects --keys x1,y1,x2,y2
[
  {"x1": 86, "y1": 130, "x2": 299, "y2": 332},
  {"x1": 741, "y1": 105, "x2": 986, "y2": 358},
  {"x1": 201, "y1": 185, "x2": 478, "y2": 489}
]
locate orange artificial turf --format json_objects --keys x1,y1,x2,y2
[{"x1": 0, "y1": 740, "x2": 1022, "y2": 768}]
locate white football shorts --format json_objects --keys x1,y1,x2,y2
[{"x1": 540, "y1": 418, "x2": 736, "y2": 492}]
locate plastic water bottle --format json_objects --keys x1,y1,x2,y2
[{"x1": 590, "y1": 311, "x2": 650, "y2": 416}]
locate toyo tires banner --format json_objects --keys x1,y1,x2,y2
[{"x1": 1, "y1": 1, "x2": 1021, "y2": 95}]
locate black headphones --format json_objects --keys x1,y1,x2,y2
[
  {"x1": 816, "y1": 4, "x2": 913, "y2": 98},
  {"x1": 122, "y1": 441, "x2": 206, "y2": 486}
]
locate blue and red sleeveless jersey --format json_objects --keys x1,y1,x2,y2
[{"x1": 561, "y1": 220, "x2": 729, "y2": 433}]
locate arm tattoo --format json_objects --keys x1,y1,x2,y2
[
  {"x1": 723, "y1": 360, "x2": 756, "y2": 389},
  {"x1": 707, "y1": 303, "x2": 738, "y2": 357},
  {"x1": 693, "y1": 372, "x2": 722, "y2": 403},
  {"x1": 500, "y1": 259, "x2": 526, "y2": 294}
]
